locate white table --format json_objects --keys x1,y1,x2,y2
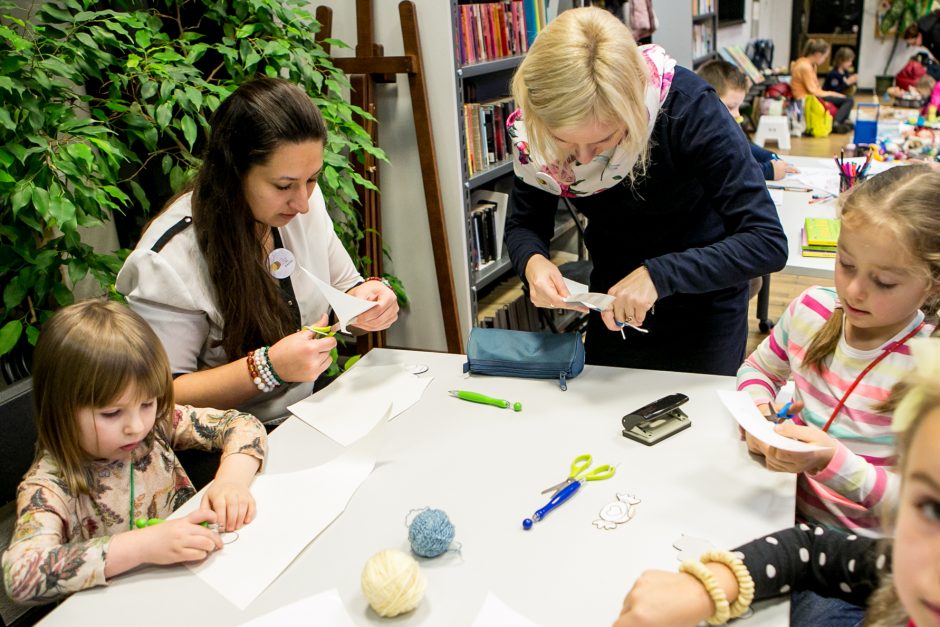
[
  {"x1": 771, "y1": 155, "x2": 902, "y2": 279},
  {"x1": 41, "y1": 349, "x2": 795, "y2": 626}
]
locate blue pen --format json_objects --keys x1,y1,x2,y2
[
  {"x1": 522, "y1": 480, "x2": 581, "y2": 529},
  {"x1": 774, "y1": 401, "x2": 796, "y2": 422}
]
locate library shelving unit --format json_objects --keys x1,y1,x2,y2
[
  {"x1": 653, "y1": 0, "x2": 718, "y2": 69},
  {"x1": 453, "y1": 0, "x2": 587, "y2": 332}
]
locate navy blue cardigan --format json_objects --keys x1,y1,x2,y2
[{"x1": 505, "y1": 67, "x2": 787, "y2": 375}]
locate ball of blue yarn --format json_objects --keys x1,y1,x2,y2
[{"x1": 408, "y1": 509, "x2": 455, "y2": 558}]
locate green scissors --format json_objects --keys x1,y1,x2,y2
[{"x1": 541, "y1": 454, "x2": 616, "y2": 495}]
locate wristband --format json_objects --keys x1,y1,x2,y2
[
  {"x1": 700, "y1": 550, "x2": 755, "y2": 619},
  {"x1": 364, "y1": 276, "x2": 392, "y2": 289},
  {"x1": 678, "y1": 560, "x2": 731, "y2": 625}
]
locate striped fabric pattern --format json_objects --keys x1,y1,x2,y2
[{"x1": 736, "y1": 286, "x2": 933, "y2": 537}]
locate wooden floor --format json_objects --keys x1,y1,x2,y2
[{"x1": 743, "y1": 117, "x2": 846, "y2": 354}]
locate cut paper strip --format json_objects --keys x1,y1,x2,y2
[
  {"x1": 239, "y1": 589, "x2": 355, "y2": 627},
  {"x1": 301, "y1": 268, "x2": 378, "y2": 333},
  {"x1": 175, "y1": 453, "x2": 375, "y2": 610},
  {"x1": 288, "y1": 365, "x2": 432, "y2": 445},
  {"x1": 471, "y1": 592, "x2": 543, "y2": 627},
  {"x1": 716, "y1": 390, "x2": 828, "y2": 453},
  {"x1": 561, "y1": 278, "x2": 613, "y2": 312}
]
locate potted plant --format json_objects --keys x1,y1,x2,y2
[{"x1": 0, "y1": 0, "x2": 399, "y2": 382}]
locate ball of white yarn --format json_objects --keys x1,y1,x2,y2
[{"x1": 361, "y1": 549, "x2": 427, "y2": 617}]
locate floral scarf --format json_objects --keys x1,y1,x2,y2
[{"x1": 508, "y1": 44, "x2": 676, "y2": 198}]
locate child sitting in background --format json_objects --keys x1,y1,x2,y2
[
  {"x1": 696, "y1": 60, "x2": 799, "y2": 181},
  {"x1": 736, "y1": 166, "x2": 940, "y2": 539},
  {"x1": 2, "y1": 300, "x2": 267, "y2": 604},
  {"x1": 614, "y1": 337, "x2": 940, "y2": 627},
  {"x1": 823, "y1": 47, "x2": 858, "y2": 96}
]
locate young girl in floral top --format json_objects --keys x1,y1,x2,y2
[{"x1": 2, "y1": 300, "x2": 267, "y2": 604}]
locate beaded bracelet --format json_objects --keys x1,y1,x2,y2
[
  {"x1": 261, "y1": 346, "x2": 285, "y2": 385},
  {"x1": 700, "y1": 550, "x2": 755, "y2": 619},
  {"x1": 247, "y1": 347, "x2": 282, "y2": 393},
  {"x1": 678, "y1": 560, "x2": 731, "y2": 626}
]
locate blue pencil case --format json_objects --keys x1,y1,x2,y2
[{"x1": 463, "y1": 328, "x2": 585, "y2": 391}]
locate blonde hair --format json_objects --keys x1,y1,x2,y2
[
  {"x1": 863, "y1": 338, "x2": 940, "y2": 626},
  {"x1": 511, "y1": 7, "x2": 651, "y2": 183},
  {"x1": 802, "y1": 38, "x2": 831, "y2": 58},
  {"x1": 916, "y1": 74, "x2": 937, "y2": 98},
  {"x1": 32, "y1": 299, "x2": 174, "y2": 495},
  {"x1": 803, "y1": 166, "x2": 940, "y2": 370}
]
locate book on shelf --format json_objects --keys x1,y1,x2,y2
[
  {"x1": 692, "y1": 0, "x2": 715, "y2": 15},
  {"x1": 457, "y1": 1, "x2": 529, "y2": 66},
  {"x1": 800, "y1": 228, "x2": 837, "y2": 258},
  {"x1": 463, "y1": 96, "x2": 516, "y2": 176},
  {"x1": 804, "y1": 218, "x2": 840, "y2": 247},
  {"x1": 470, "y1": 189, "x2": 509, "y2": 261}
]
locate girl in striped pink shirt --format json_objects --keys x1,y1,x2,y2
[{"x1": 737, "y1": 165, "x2": 940, "y2": 538}]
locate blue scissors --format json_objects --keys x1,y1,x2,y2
[{"x1": 541, "y1": 454, "x2": 616, "y2": 495}]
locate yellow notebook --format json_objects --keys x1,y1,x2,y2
[{"x1": 804, "y1": 218, "x2": 840, "y2": 247}]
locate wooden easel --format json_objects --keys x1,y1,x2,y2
[{"x1": 316, "y1": 0, "x2": 462, "y2": 354}]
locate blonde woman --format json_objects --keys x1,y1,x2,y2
[{"x1": 505, "y1": 7, "x2": 787, "y2": 376}]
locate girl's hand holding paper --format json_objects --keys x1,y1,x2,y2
[{"x1": 764, "y1": 422, "x2": 838, "y2": 474}]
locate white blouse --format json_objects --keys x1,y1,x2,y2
[{"x1": 116, "y1": 186, "x2": 362, "y2": 422}]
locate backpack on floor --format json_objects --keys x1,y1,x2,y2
[{"x1": 803, "y1": 95, "x2": 833, "y2": 138}]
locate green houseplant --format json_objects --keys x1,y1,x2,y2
[{"x1": 0, "y1": 0, "x2": 399, "y2": 376}]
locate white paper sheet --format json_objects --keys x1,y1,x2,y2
[
  {"x1": 239, "y1": 589, "x2": 355, "y2": 627},
  {"x1": 471, "y1": 592, "x2": 543, "y2": 627},
  {"x1": 561, "y1": 278, "x2": 613, "y2": 311},
  {"x1": 716, "y1": 390, "x2": 827, "y2": 453},
  {"x1": 768, "y1": 187, "x2": 784, "y2": 207},
  {"x1": 288, "y1": 365, "x2": 432, "y2": 445},
  {"x1": 174, "y1": 453, "x2": 375, "y2": 610},
  {"x1": 302, "y1": 268, "x2": 378, "y2": 333}
]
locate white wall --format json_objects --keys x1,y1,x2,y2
[
  {"x1": 310, "y1": 1, "x2": 470, "y2": 353},
  {"x1": 857, "y1": 0, "x2": 919, "y2": 89}
]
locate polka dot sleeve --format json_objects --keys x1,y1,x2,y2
[{"x1": 733, "y1": 524, "x2": 889, "y2": 606}]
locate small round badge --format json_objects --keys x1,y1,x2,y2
[
  {"x1": 534, "y1": 172, "x2": 561, "y2": 195},
  {"x1": 268, "y1": 248, "x2": 296, "y2": 279}
]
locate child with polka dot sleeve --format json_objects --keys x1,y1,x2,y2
[{"x1": 612, "y1": 337, "x2": 940, "y2": 627}]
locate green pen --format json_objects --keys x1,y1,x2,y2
[
  {"x1": 135, "y1": 517, "x2": 220, "y2": 531},
  {"x1": 448, "y1": 389, "x2": 522, "y2": 412}
]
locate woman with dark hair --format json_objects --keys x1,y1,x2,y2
[
  {"x1": 117, "y1": 78, "x2": 398, "y2": 424},
  {"x1": 905, "y1": 10, "x2": 940, "y2": 63}
]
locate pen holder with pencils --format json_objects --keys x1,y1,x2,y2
[{"x1": 838, "y1": 171, "x2": 868, "y2": 193}]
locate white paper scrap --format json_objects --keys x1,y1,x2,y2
[
  {"x1": 716, "y1": 390, "x2": 827, "y2": 453},
  {"x1": 768, "y1": 187, "x2": 783, "y2": 207},
  {"x1": 561, "y1": 278, "x2": 613, "y2": 311},
  {"x1": 472, "y1": 592, "x2": 543, "y2": 627},
  {"x1": 176, "y1": 453, "x2": 375, "y2": 610},
  {"x1": 302, "y1": 268, "x2": 378, "y2": 333},
  {"x1": 288, "y1": 365, "x2": 432, "y2": 445},
  {"x1": 239, "y1": 589, "x2": 355, "y2": 627}
]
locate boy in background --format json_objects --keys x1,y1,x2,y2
[{"x1": 697, "y1": 60, "x2": 799, "y2": 181}]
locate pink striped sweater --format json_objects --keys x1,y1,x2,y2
[{"x1": 736, "y1": 286, "x2": 934, "y2": 537}]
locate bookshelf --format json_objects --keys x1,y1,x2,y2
[
  {"x1": 654, "y1": 0, "x2": 718, "y2": 69},
  {"x1": 455, "y1": 0, "x2": 587, "y2": 332}
]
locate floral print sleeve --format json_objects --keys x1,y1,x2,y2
[
  {"x1": 2, "y1": 478, "x2": 109, "y2": 604},
  {"x1": 169, "y1": 405, "x2": 267, "y2": 468}
]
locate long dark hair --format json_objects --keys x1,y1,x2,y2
[{"x1": 192, "y1": 77, "x2": 328, "y2": 359}]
